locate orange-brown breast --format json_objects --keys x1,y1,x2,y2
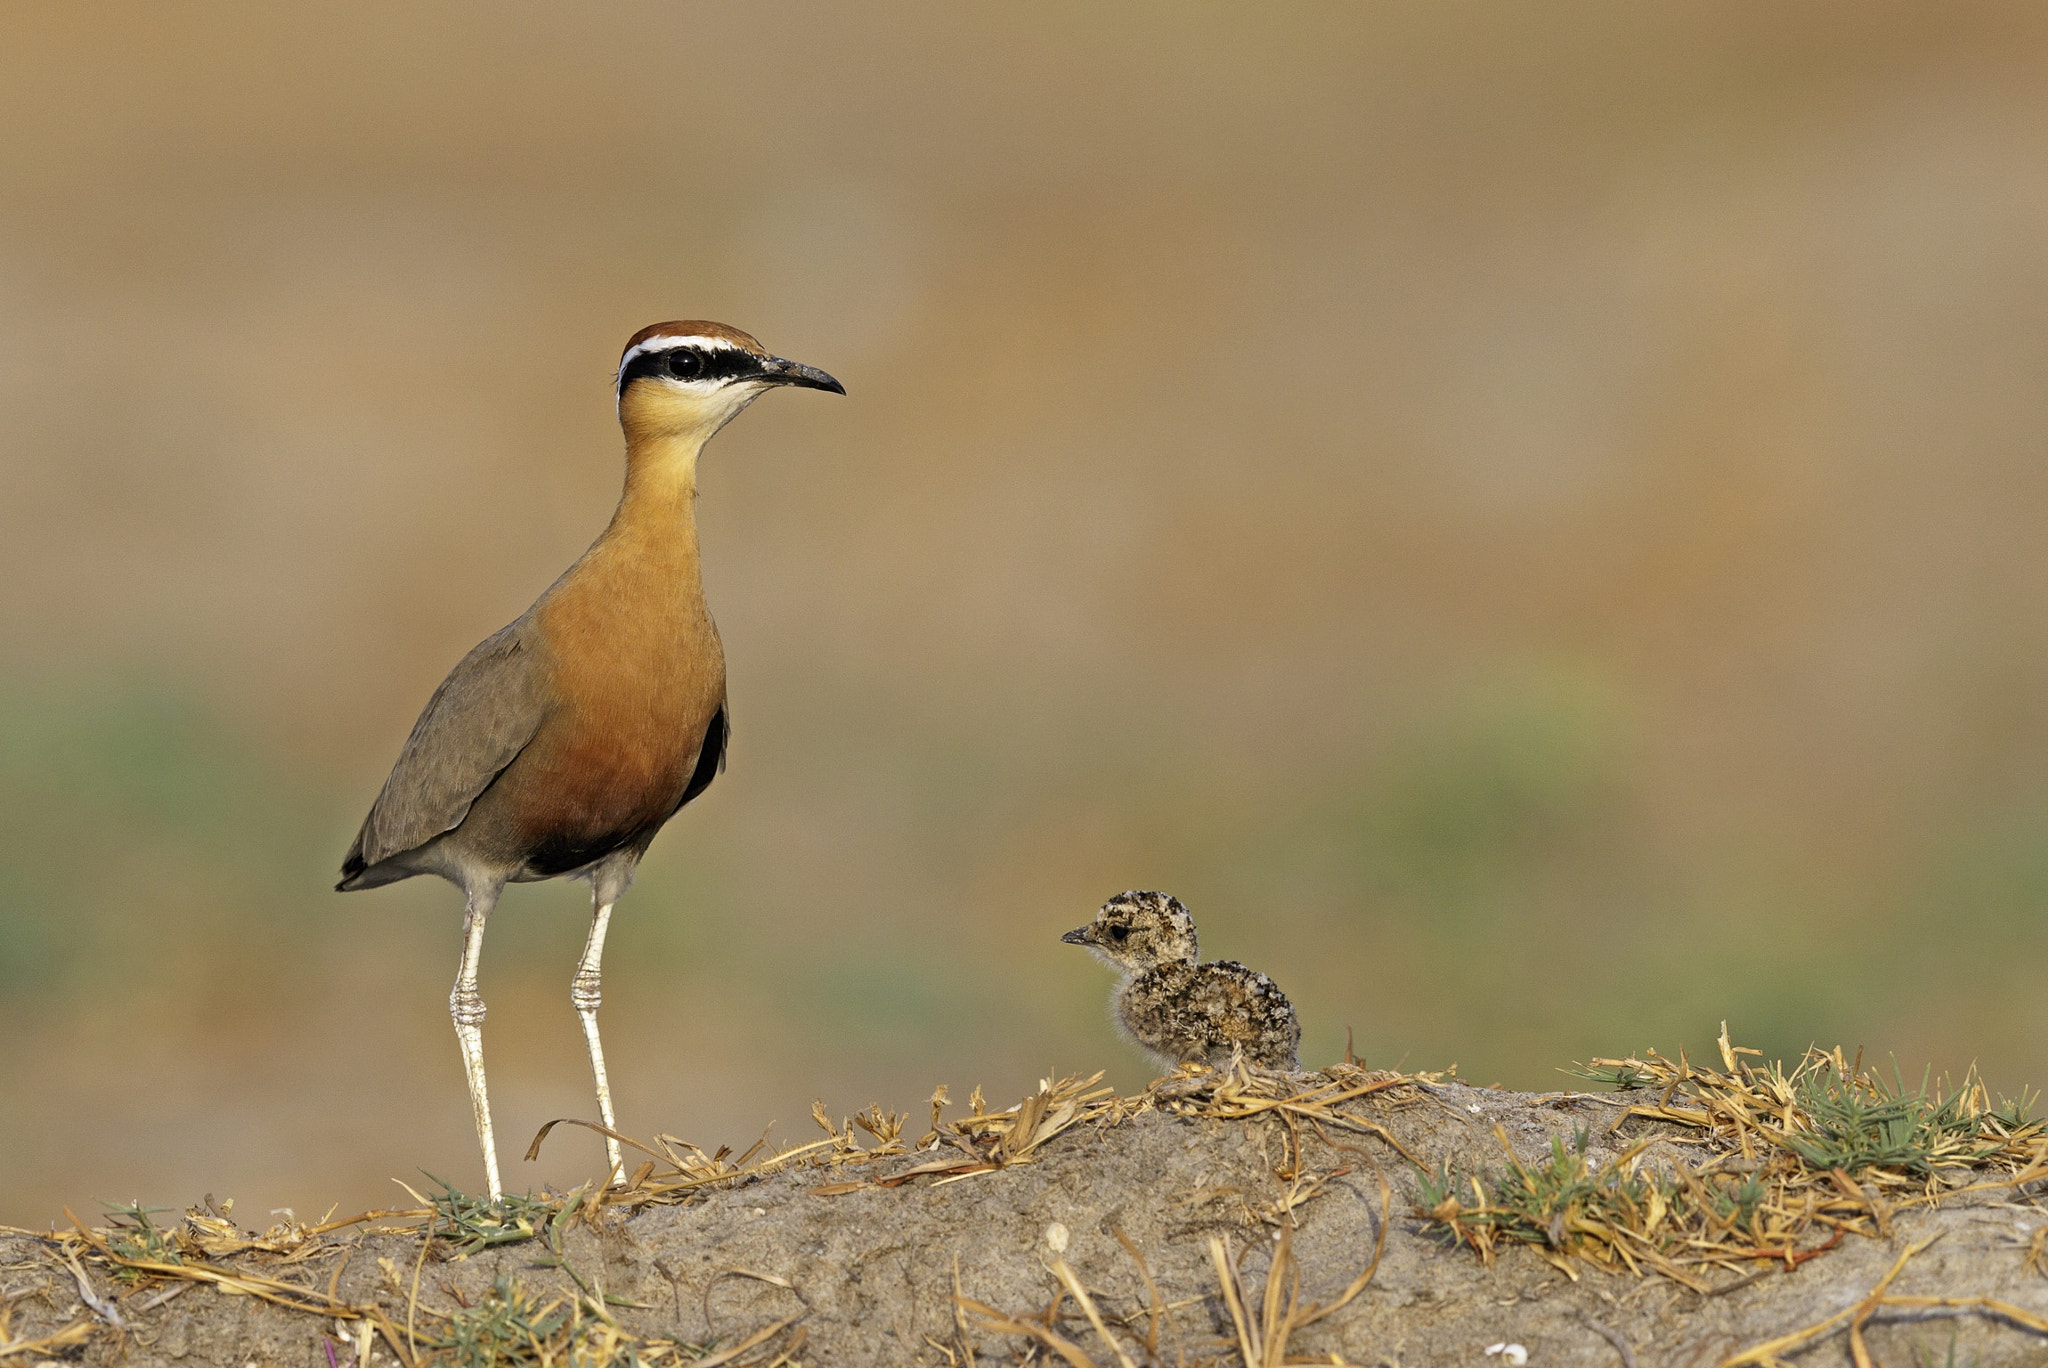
[{"x1": 512, "y1": 522, "x2": 726, "y2": 869}]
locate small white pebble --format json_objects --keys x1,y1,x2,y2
[
  {"x1": 1484, "y1": 1344, "x2": 1529, "y2": 1366},
  {"x1": 1046, "y1": 1221, "x2": 1070, "y2": 1254},
  {"x1": 753, "y1": 1207, "x2": 765, "y2": 1216},
  {"x1": 1468, "y1": 1104, "x2": 1484, "y2": 1114}
]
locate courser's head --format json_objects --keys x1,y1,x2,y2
[{"x1": 616, "y1": 321, "x2": 843, "y2": 445}]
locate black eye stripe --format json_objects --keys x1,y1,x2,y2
[{"x1": 617, "y1": 345, "x2": 765, "y2": 391}]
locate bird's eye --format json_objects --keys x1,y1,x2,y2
[
  {"x1": 1110, "y1": 925, "x2": 1129, "y2": 941},
  {"x1": 664, "y1": 350, "x2": 705, "y2": 380}
]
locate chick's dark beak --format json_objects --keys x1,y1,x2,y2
[
  {"x1": 760, "y1": 355, "x2": 846, "y2": 394},
  {"x1": 1060, "y1": 926, "x2": 1092, "y2": 946}
]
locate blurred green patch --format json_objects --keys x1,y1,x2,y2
[
  {"x1": 0, "y1": 688, "x2": 239, "y2": 835},
  {"x1": 0, "y1": 676, "x2": 333, "y2": 1001},
  {"x1": 0, "y1": 864, "x2": 53, "y2": 995},
  {"x1": 1340, "y1": 665, "x2": 1630, "y2": 917},
  {"x1": 1915, "y1": 804, "x2": 2048, "y2": 945},
  {"x1": 792, "y1": 946, "x2": 991, "y2": 1058}
]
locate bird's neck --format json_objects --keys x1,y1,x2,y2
[
  {"x1": 619, "y1": 428, "x2": 707, "y2": 512},
  {"x1": 1125, "y1": 959, "x2": 1198, "y2": 990},
  {"x1": 602, "y1": 432, "x2": 707, "y2": 573}
]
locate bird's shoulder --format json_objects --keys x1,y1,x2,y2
[{"x1": 395, "y1": 619, "x2": 558, "y2": 764}]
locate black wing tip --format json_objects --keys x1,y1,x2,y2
[{"x1": 337, "y1": 850, "x2": 368, "y2": 892}]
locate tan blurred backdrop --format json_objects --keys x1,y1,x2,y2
[{"x1": 4, "y1": 2, "x2": 2048, "y2": 1224}]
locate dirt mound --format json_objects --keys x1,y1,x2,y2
[{"x1": 4, "y1": 1047, "x2": 2047, "y2": 1365}]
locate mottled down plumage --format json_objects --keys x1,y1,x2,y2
[
  {"x1": 1118, "y1": 958, "x2": 1300, "y2": 1071},
  {"x1": 1061, "y1": 890, "x2": 1301, "y2": 1071}
]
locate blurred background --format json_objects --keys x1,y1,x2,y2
[{"x1": 4, "y1": 2, "x2": 2048, "y2": 1224}]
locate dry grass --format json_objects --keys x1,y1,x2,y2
[
  {"x1": 1418, "y1": 1025, "x2": 2048, "y2": 1292},
  {"x1": 519, "y1": 1071, "x2": 1141, "y2": 1211}
]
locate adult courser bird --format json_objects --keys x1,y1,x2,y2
[{"x1": 338, "y1": 322, "x2": 843, "y2": 1198}]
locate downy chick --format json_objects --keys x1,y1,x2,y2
[{"x1": 1061, "y1": 890, "x2": 1299, "y2": 1071}]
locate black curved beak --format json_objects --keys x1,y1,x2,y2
[
  {"x1": 1060, "y1": 926, "x2": 1091, "y2": 946},
  {"x1": 761, "y1": 356, "x2": 846, "y2": 395}
]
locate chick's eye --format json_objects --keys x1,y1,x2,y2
[
  {"x1": 1109, "y1": 925, "x2": 1128, "y2": 941},
  {"x1": 664, "y1": 350, "x2": 704, "y2": 380}
]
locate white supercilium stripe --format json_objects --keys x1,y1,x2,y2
[{"x1": 615, "y1": 334, "x2": 742, "y2": 379}]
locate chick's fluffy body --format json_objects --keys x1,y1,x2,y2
[{"x1": 1064, "y1": 891, "x2": 1300, "y2": 1071}]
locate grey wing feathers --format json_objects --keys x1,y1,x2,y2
[{"x1": 339, "y1": 622, "x2": 550, "y2": 887}]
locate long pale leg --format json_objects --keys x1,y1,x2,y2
[
  {"x1": 449, "y1": 882, "x2": 503, "y2": 1199},
  {"x1": 571, "y1": 893, "x2": 624, "y2": 1179}
]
